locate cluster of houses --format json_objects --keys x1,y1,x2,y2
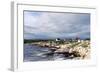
[{"x1": 55, "y1": 37, "x2": 82, "y2": 43}]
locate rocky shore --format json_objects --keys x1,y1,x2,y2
[{"x1": 32, "y1": 40, "x2": 90, "y2": 60}]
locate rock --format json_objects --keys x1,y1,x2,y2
[
  {"x1": 44, "y1": 52, "x2": 54, "y2": 56},
  {"x1": 50, "y1": 48, "x2": 56, "y2": 52}
]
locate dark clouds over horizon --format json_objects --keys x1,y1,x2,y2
[{"x1": 24, "y1": 11, "x2": 90, "y2": 39}]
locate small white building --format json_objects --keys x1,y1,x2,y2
[
  {"x1": 55, "y1": 38, "x2": 60, "y2": 42},
  {"x1": 78, "y1": 39, "x2": 81, "y2": 42}
]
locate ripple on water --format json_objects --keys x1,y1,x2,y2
[{"x1": 24, "y1": 44, "x2": 71, "y2": 62}]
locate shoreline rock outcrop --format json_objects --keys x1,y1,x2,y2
[{"x1": 32, "y1": 40, "x2": 90, "y2": 59}]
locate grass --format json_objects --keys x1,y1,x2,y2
[
  {"x1": 81, "y1": 43, "x2": 89, "y2": 48},
  {"x1": 69, "y1": 42, "x2": 80, "y2": 48}
]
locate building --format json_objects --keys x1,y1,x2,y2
[{"x1": 55, "y1": 38, "x2": 60, "y2": 42}]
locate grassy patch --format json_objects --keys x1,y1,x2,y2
[{"x1": 70, "y1": 42, "x2": 80, "y2": 48}]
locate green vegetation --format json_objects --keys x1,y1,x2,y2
[
  {"x1": 70, "y1": 42, "x2": 80, "y2": 48},
  {"x1": 81, "y1": 43, "x2": 88, "y2": 48},
  {"x1": 24, "y1": 39, "x2": 55, "y2": 43}
]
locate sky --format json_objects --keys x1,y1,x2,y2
[{"x1": 24, "y1": 11, "x2": 90, "y2": 39}]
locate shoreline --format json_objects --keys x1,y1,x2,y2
[{"x1": 27, "y1": 40, "x2": 90, "y2": 59}]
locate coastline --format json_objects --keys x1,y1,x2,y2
[{"x1": 29, "y1": 40, "x2": 90, "y2": 60}]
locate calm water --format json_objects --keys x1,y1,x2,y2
[{"x1": 24, "y1": 44, "x2": 69, "y2": 62}]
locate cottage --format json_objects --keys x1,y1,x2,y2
[
  {"x1": 56, "y1": 38, "x2": 60, "y2": 42},
  {"x1": 75, "y1": 37, "x2": 81, "y2": 42}
]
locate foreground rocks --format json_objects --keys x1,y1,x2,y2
[{"x1": 32, "y1": 40, "x2": 90, "y2": 60}]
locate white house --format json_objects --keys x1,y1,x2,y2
[{"x1": 55, "y1": 38, "x2": 60, "y2": 42}]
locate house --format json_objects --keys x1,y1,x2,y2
[
  {"x1": 75, "y1": 37, "x2": 81, "y2": 42},
  {"x1": 55, "y1": 38, "x2": 61, "y2": 42}
]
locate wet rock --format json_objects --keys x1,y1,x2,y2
[{"x1": 43, "y1": 52, "x2": 54, "y2": 56}]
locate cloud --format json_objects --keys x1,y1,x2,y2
[{"x1": 24, "y1": 11, "x2": 90, "y2": 39}]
